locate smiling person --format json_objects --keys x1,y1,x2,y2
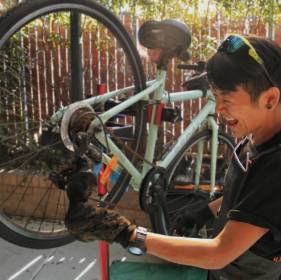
[{"x1": 65, "y1": 35, "x2": 281, "y2": 280}]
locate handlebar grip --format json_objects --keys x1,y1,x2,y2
[
  {"x1": 177, "y1": 64, "x2": 198, "y2": 70},
  {"x1": 177, "y1": 61, "x2": 206, "y2": 72}
]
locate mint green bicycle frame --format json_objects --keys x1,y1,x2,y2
[{"x1": 52, "y1": 69, "x2": 218, "y2": 195}]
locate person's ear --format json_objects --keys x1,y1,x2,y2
[{"x1": 259, "y1": 87, "x2": 280, "y2": 110}]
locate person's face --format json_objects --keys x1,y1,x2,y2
[{"x1": 213, "y1": 86, "x2": 267, "y2": 140}]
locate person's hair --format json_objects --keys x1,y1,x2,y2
[{"x1": 207, "y1": 36, "x2": 281, "y2": 102}]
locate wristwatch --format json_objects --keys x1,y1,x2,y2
[{"x1": 127, "y1": 226, "x2": 148, "y2": 256}]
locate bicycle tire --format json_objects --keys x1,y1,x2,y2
[
  {"x1": 150, "y1": 129, "x2": 235, "y2": 236},
  {"x1": 0, "y1": 0, "x2": 146, "y2": 248}
]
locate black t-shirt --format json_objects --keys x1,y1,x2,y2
[{"x1": 213, "y1": 130, "x2": 281, "y2": 261}]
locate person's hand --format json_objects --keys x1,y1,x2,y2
[
  {"x1": 64, "y1": 171, "x2": 136, "y2": 247},
  {"x1": 66, "y1": 171, "x2": 97, "y2": 204},
  {"x1": 174, "y1": 203, "x2": 214, "y2": 236},
  {"x1": 65, "y1": 204, "x2": 136, "y2": 247}
]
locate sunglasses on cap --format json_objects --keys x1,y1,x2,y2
[{"x1": 218, "y1": 34, "x2": 276, "y2": 87}]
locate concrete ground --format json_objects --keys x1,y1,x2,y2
[{"x1": 0, "y1": 237, "x2": 163, "y2": 280}]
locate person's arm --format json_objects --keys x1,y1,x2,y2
[{"x1": 144, "y1": 220, "x2": 268, "y2": 269}]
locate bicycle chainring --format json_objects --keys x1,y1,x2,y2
[{"x1": 139, "y1": 167, "x2": 168, "y2": 213}]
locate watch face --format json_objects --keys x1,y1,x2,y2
[{"x1": 128, "y1": 246, "x2": 144, "y2": 256}]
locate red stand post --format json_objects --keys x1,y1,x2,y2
[
  {"x1": 98, "y1": 164, "x2": 109, "y2": 280},
  {"x1": 97, "y1": 83, "x2": 109, "y2": 280},
  {"x1": 99, "y1": 241, "x2": 109, "y2": 280},
  {"x1": 97, "y1": 83, "x2": 107, "y2": 95}
]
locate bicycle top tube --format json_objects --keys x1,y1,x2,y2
[{"x1": 162, "y1": 88, "x2": 214, "y2": 104}]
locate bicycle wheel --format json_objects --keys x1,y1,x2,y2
[
  {"x1": 150, "y1": 129, "x2": 235, "y2": 236},
  {"x1": 0, "y1": 0, "x2": 146, "y2": 248}
]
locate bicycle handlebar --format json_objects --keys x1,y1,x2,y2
[
  {"x1": 177, "y1": 61, "x2": 206, "y2": 73},
  {"x1": 177, "y1": 64, "x2": 199, "y2": 70}
]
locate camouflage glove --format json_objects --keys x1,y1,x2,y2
[
  {"x1": 50, "y1": 154, "x2": 97, "y2": 203},
  {"x1": 65, "y1": 171, "x2": 135, "y2": 247},
  {"x1": 65, "y1": 203, "x2": 136, "y2": 248},
  {"x1": 66, "y1": 171, "x2": 97, "y2": 204}
]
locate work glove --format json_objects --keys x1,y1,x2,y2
[
  {"x1": 66, "y1": 171, "x2": 97, "y2": 204},
  {"x1": 64, "y1": 171, "x2": 136, "y2": 248},
  {"x1": 173, "y1": 203, "x2": 214, "y2": 236},
  {"x1": 65, "y1": 204, "x2": 136, "y2": 247}
]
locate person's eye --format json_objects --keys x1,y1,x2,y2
[{"x1": 223, "y1": 100, "x2": 232, "y2": 106}]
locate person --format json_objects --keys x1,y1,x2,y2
[{"x1": 64, "y1": 34, "x2": 281, "y2": 280}]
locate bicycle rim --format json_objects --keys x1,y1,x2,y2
[
  {"x1": 150, "y1": 129, "x2": 235, "y2": 236},
  {"x1": 0, "y1": 0, "x2": 146, "y2": 248}
]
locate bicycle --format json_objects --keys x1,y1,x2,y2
[{"x1": 0, "y1": 0, "x2": 235, "y2": 249}]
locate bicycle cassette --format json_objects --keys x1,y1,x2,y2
[
  {"x1": 139, "y1": 167, "x2": 168, "y2": 213},
  {"x1": 61, "y1": 103, "x2": 95, "y2": 152}
]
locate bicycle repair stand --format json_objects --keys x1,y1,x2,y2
[
  {"x1": 98, "y1": 171, "x2": 109, "y2": 280},
  {"x1": 99, "y1": 240, "x2": 109, "y2": 280},
  {"x1": 96, "y1": 83, "x2": 110, "y2": 280},
  {"x1": 99, "y1": 239, "x2": 109, "y2": 279}
]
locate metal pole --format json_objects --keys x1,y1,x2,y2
[
  {"x1": 97, "y1": 83, "x2": 109, "y2": 280},
  {"x1": 70, "y1": 11, "x2": 83, "y2": 101}
]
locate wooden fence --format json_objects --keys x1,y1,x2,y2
[{"x1": 2, "y1": 13, "x2": 281, "y2": 139}]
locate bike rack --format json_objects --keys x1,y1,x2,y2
[
  {"x1": 99, "y1": 241, "x2": 109, "y2": 280},
  {"x1": 98, "y1": 162, "x2": 109, "y2": 280},
  {"x1": 97, "y1": 83, "x2": 110, "y2": 280}
]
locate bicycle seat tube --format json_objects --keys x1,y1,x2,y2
[{"x1": 142, "y1": 70, "x2": 167, "y2": 176}]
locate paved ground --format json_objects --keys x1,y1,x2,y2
[{"x1": 0, "y1": 237, "x2": 163, "y2": 280}]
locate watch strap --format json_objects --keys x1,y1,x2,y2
[{"x1": 128, "y1": 226, "x2": 148, "y2": 255}]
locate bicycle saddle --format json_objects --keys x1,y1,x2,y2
[{"x1": 138, "y1": 19, "x2": 191, "y2": 60}]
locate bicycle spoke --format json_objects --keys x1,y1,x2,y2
[
  {"x1": 0, "y1": 126, "x2": 38, "y2": 143},
  {"x1": 37, "y1": 185, "x2": 53, "y2": 232},
  {"x1": 23, "y1": 182, "x2": 52, "y2": 231},
  {"x1": 0, "y1": 140, "x2": 62, "y2": 170},
  {"x1": 52, "y1": 189, "x2": 64, "y2": 233}
]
